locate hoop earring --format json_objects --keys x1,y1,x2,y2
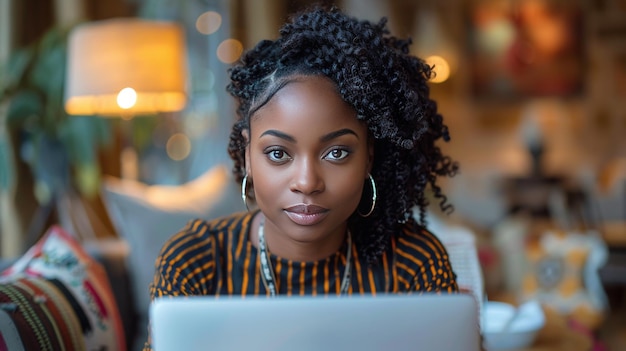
[
  {"x1": 241, "y1": 174, "x2": 250, "y2": 211},
  {"x1": 358, "y1": 173, "x2": 377, "y2": 217}
]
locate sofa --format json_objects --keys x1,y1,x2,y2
[{"x1": 0, "y1": 164, "x2": 245, "y2": 351}]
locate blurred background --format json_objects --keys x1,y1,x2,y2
[{"x1": 1, "y1": 0, "x2": 626, "y2": 349}]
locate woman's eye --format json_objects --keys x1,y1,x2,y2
[
  {"x1": 324, "y1": 148, "x2": 349, "y2": 161},
  {"x1": 266, "y1": 149, "x2": 290, "y2": 162}
]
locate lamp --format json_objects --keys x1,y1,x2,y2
[{"x1": 64, "y1": 18, "x2": 188, "y2": 179}]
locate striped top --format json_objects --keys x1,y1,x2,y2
[
  {"x1": 150, "y1": 211, "x2": 457, "y2": 297},
  {"x1": 144, "y1": 211, "x2": 458, "y2": 350}
]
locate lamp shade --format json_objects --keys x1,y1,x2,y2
[{"x1": 65, "y1": 18, "x2": 188, "y2": 116}]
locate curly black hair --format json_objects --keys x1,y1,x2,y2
[{"x1": 227, "y1": 5, "x2": 458, "y2": 264}]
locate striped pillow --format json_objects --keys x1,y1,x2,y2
[{"x1": 0, "y1": 225, "x2": 126, "y2": 351}]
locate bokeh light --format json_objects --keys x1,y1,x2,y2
[
  {"x1": 217, "y1": 39, "x2": 243, "y2": 64},
  {"x1": 195, "y1": 11, "x2": 222, "y2": 35},
  {"x1": 166, "y1": 133, "x2": 192, "y2": 161},
  {"x1": 425, "y1": 55, "x2": 451, "y2": 83}
]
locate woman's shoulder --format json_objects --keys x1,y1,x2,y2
[
  {"x1": 188, "y1": 211, "x2": 252, "y2": 235},
  {"x1": 394, "y1": 218, "x2": 458, "y2": 292},
  {"x1": 157, "y1": 211, "x2": 253, "y2": 261},
  {"x1": 394, "y1": 218, "x2": 451, "y2": 264}
]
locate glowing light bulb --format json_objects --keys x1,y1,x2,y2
[{"x1": 117, "y1": 87, "x2": 137, "y2": 109}]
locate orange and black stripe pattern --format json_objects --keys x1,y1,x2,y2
[
  {"x1": 144, "y1": 211, "x2": 458, "y2": 350},
  {"x1": 150, "y1": 211, "x2": 457, "y2": 299}
]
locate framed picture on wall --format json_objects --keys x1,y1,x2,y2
[{"x1": 467, "y1": 0, "x2": 584, "y2": 100}]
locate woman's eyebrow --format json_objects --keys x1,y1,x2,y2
[
  {"x1": 260, "y1": 128, "x2": 358, "y2": 143},
  {"x1": 320, "y1": 128, "x2": 358, "y2": 142},
  {"x1": 260, "y1": 130, "x2": 296, "y2": 143}
]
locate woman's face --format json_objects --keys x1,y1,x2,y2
[{"x1": 246, "y1": 75, "x2": 372, "y2": 259}]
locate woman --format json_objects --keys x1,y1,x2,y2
[{"x1": 145, "y1": 4, "x2": 459, "y2": 349}]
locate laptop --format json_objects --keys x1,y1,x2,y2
[{"x1": 150, "y1": 293, "x2": 480, "y2": 351}]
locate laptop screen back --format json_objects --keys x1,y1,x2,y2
[{"x1": 150, "y1": 293, "x2": 480, "y2": 351}]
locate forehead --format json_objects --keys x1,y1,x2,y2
[{"x1": 250, "y1": 75, "x2": 362, "y2": 132}]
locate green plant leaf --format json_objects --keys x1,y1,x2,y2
[
  {"x1": 31, "y1": 35, "x2": 68, "y2": 132},
  {"x1": 75, "y1": 161, "x2": 100, "y2": 198},
  {"x1": 132, "y1": 115, "x2": 159, "y2": 151},
  {"x1": 6, "y1": 90, "x2": 44, "y2": 127},
  {"x1": 1, "y1": 23, "x2": 122, "y2": 199},
  {"x1": 59, "y1": 115, "x2": 112, "y2": 199},
  {"x1": 28, "y1": 134, "x2": 71, "y2": 197},
  {"x1": 0, "y1": 135, "x2": 15, "y2": 190},
  {"x1": 0, "y1": 47, "x2": 35, "y2": 99},
  {"x1": 59, "y1": 115, "x2": 101, "y2": 165}
]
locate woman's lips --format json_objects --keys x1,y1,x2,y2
[{"x1": 284, "y1": 204, "x2": 328, "y2": 226}]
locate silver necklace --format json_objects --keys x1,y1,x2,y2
[{"x1": 258, "y1": 218, "x2": 352, "y2": 296}]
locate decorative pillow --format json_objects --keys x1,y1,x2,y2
[
  {"x1": 0, "y1": 225, "x2": 126, "y2": 351},
  {"x1": 100, "y1": 163, "x2": 245, "y2": 348},
  {"x1": 520, "y1": 229, "x2": 609, "y2": 329}
]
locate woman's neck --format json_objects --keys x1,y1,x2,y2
[{"x1": 250, "y1": 212, "x2": 348, "y2": 262}]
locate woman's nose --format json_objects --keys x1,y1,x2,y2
[{"x1": 290, "y1": 157, "x2": 325, "y2": 195}]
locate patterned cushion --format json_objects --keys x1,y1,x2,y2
[
  {"x1": 520, "y1": 229, "x2": 609, "y2": 329},
  {"x1": 0, "y1": 225, "x2": 126, "y2": 351}
]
